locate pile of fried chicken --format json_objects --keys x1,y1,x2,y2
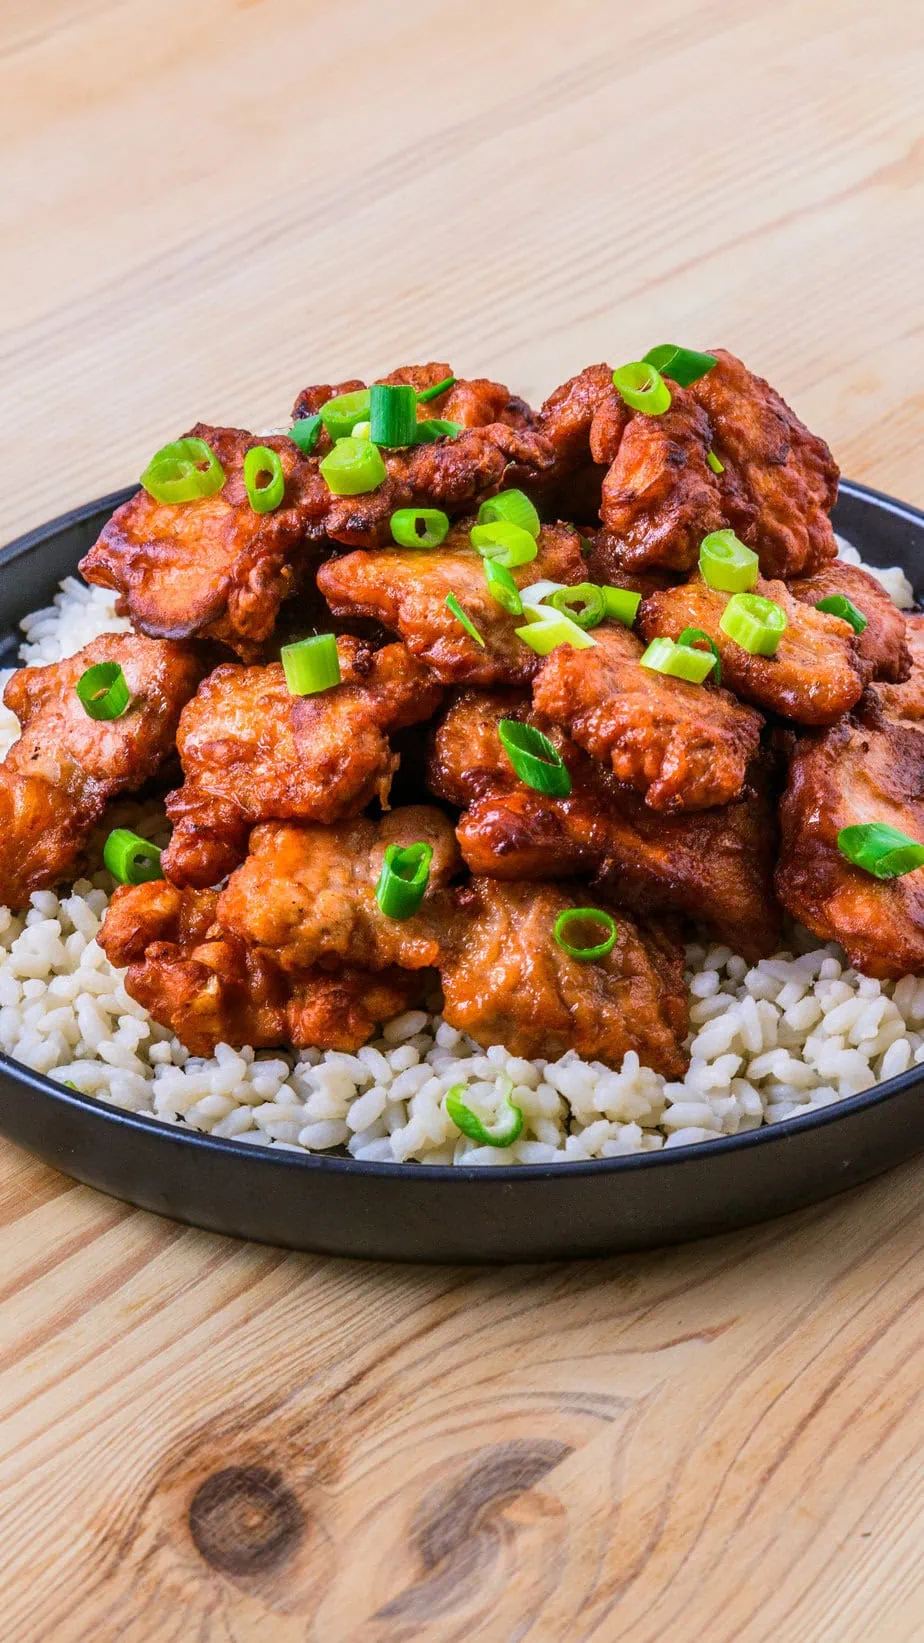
[{"x1": 3, "y1": 351, "x2": 923, "y2": 1081}]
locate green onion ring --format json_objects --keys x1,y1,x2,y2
[
  {"x1": 370, "y1": 383, "x2": 419, "y2": 447},
  {"x1": 319, "y1": 437, "x2": 387, "y2": 496},
  {"x1": 547, "y1": 583, "x2": 606, "y2": 631},
  {"x1": 815, "y1": 594, "x2": 868, "y2": 635},
  {"x1": 103, "y1": 830, "x2": 165, "y2": 886},
  {"x1": 477, "y1": 489, "x2": 541, "y2": 538},
  {"x1": 719, "y1": 591, "x2": 788, "y2": 657},
  {"x1": 612, "y1": 362, "x2": 672, "y2": 416},
  {"x1": 640, "y1": 635, "x2": 717, "y2": 683},
  {"x1": 445, "y1": 1077, "x2": 524, "y2": 1148},
  {"x1": 642, "y1": 344, "x2": 717, "y2": 387},
  {"x1": 280, "y1": 634, "x2": 342, "y2": 696},
  {"x1": 243, "y1": 445, "x2": 285, "y2": 513},
  {"x1": 699, "y1": 530, "x2": 759, "y2": 593},
  {"x1": 553, "y1": 907, "x2": 618, "y2": 962},
  {"x1": 319, "y1": 389, "x2": 371, "y2": 442},
  {"x1": 390, "y1": 507, "x2": 450, "y2": 549},
  {"x1": 76, "y1": 662, "x2": 132, "y2": 721},
  {"x1": 498, "y1": 719, "x2": 571, "y2": 797},
  {"x1": 677, "y1": 626, "x2": 722, "y2": 685},
  {"x1": 140, "y1": 437, "x2": 226, "y2": 504},
  {"x1": 375, "y1": 841, "x2": 433, "y2": 920},
  {"x1": 601, "y1": 586, "x2": 642, "y2": 626},
  {"x1": 837, "y1": 822, "x2": 924, "y2": 879}
]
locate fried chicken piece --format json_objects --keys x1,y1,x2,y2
[
  {"x1": 292, "y1": 364, "x2": 533, "y2": 436},
  {"x1": 531, "y1": 623, "x2": 763, "y2": 811},
  {"x1": 429, "y1": 692, "x2": 781, "y2": 959},
  {"x1": 691, "y1": 349, "x2": 838, "y2": 578},
  {"x1": 99, "y1": 881, "x2": 420, "y2": 1055},
  {"x1": 0, "y1": 635, "x2": 201, "y2": 909},
  {"x1": 79, "y1": 427, "x2": 319, "y2": 661},
  {"x1": 788, "y1": 560, "x2": 911, "y2": 686},
  {"x1": 217, "y1": 808, "x2": 461, "y2": 974},
  {"x1": 638, "y1": 573, "x2": 864, "y2": 725},
  {"x1": 874, "y1": 614, "x2": 924, "y2": 726},
  {"x1": 590, "y1": 350, "x2": 838, "y2": 580},
  {"x1": 162, "y1": 639, "x2": 442, "y2": 888},
  {"x1": 776, "y1": 700, "x2": 924, "y2": 977},
  {"x1": 439, "y1": 878, "x2": 689, "y2": 1077},
  {"x1": 317, "y1": 522, "x2": 585, "y2": 687}
]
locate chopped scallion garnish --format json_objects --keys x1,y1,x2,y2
[
  {"x1": 370, "y1": 383, "x2": 419, "y2": 447},
  {"x1": 390, "y1": 507, "x2": 450, "y2": 549},
  {"x1": 677, "y1": 626, "x2": 722, "y2": 685},
  {"x1": 243, "y1": 445, "x2": 285, "y2": 514},
  {"x1": 815, "y1": 594, "x2": 868, "y2": 635},
  {"x1": 477, "y1": 489, "x2": 540, "y2": 539},
  {"x1": 642, "y1": 344, "x2": 717, "y2": 387},
  {"x1": 280, "y1": 634, "x2": 341, "y2": 696},
  {"x1": 547, "y1": 584, "x2": 605, "y2": 631},
  {"x1": 699, "y1": 530, "x2": 759, "y2": 592},
  {"x1": 612, "y1": 362, "x2": 672, "y2": 416},
  {"x1": 103, "y1": 830, "x2": 164, "y2": 886},
  {"x1": 470, "y1": 521, "x2": 538, "y2": 570},
  {"x1": 375, "y1": 841, "x2": 433, "y2": 919},
  {"x1": 319, "y1": 389, "x2": 371, "y2": 442},
  {"x1": 76, "y1": 662, "x2": 131, "y2": 721},
  {"x1": 483, "y1": 557, "x2": 523, "y2": 615},
  {"x1": 445, "y1": 592, "x2": 485, "y2": 647},
  {"x1": 553, "y1": 907, "x2": 618, "y2": 962},
  {"x1": 140, "y1": 437, "x2": 226, "y2": 504},
  {"x1": 413, "y1": 418, "x2": 462, "y2": 443},
  {"x1": 837, "y1": 822, "x2": 924, "y2": 879},
  {"x1": 706, "y1": 448, "x2": 725, "y2": 475},
  {"x1": 498, "y1": 719, "x2": 571, "y2": 797},
  {"x1": 601, "y1": 585, "x2": 641, "y2": 626},
  {"x1": 516, "y1": 605, "x2": 596, "y2": 654},
  {"x1": 445, "y1": 1076, "x2": 524, "y2": 1148},
  {"x1": 319, "y1": 437, "x2": 387, "y2": 496},
  {"x1": 640, "y1": 635, "x2": 717, "y2": 684},
  {"x1": 417, "y1": 375, "x2": 456, "y2": 403},
  {"x1": 289, "y1": 415, "x2": 322, "y2": 455},
  {"x1": 719, "y1": 591, "x2": 788, "y2": 657}
]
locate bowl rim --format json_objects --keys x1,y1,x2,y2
[{"x1": 1, "y1": 475, "x2": 921, "y2": 1186}]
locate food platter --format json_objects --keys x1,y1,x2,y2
[{"x1": 0, "y1": 479, "x2": 923, "y2": 1263}]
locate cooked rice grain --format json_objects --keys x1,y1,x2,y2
[{"x1": 0, "y1": 546, "x2": 920, "y2": 1165}]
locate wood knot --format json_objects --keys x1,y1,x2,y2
[{"x1": 188, "y1": 1467, "x2": 304, "y2": 1576}]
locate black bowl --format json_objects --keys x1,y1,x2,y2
[{"x1": 0, "y1": 481, "x2": 921, "y2": 1262}]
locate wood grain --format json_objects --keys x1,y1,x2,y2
[{"x1": 2, "y1": 1, "x2": 924, "y2": 1637}]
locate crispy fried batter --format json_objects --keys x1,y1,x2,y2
[
  {"x1": 317, "y1": 522, "x2": 585, "y2": 687},
  {"x1": 428, "y1": 692, "x2": 781, "y2": 958},
  {"x1": 691, "y1": 349, "x2": 838, "y2": 578},
  {"x1": 874, "y1": 613, "x2": 924, "y2": 726},
  {"x1": 162, "y1": 639, "x2": 442, "y2": 888},
  {"x1": 638, "y1": 572, "x2": 864, "y2": 725},
  {"x1": 788, "y1": 559, "x2": 911, "y2": 685},
  {"x1": 292, "y1": 364, "x2": 533, "y2": 434},
  {"x1": 99, "y1": 881, "x2": 420, "y2": 1055},
  {"x1": 598, "y1": 383, "x2": 726, "y2": 574},
  {"x1": 439, "y1": 878, "x2": 689, "y2": 1077},
  {"x1": 776, "y1": 700, "x2": 924, "y2": 977},
  {"x1": 0, "y1": 635, "x2": 201, "y2": 909},
  {"x1": 531, "y1": 623, "x2": 763, "y2": 811},
  {"x1": 79, "y1": 427, "x2": 318, "y2": 661},
  {"x1": 217, "y1": 808, "x2": 460, "y2": 974}
]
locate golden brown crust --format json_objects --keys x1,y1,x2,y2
[
  {"x1": 532, "y1": 623, "x2": 763, "y2": 812},
  {"x1": 776, "y1": 704, "x2": 924, "y2": 977},
  {"x1": 0, "y1": 634, "x2": 201, "y2": 908},
  {"x1": 787, "y1": 560, "x2": 911, "y2": 686},
  {"x1": 317, "y1": 522, "x2": 586, "y2": 687},
  {"x1": 599, "y1": 384, "x2": 726, "y2": 574},
  {"x1": 638, "y1": 572, "x2": 864, "y2": 725},
  {"x1": 162, "y1": 639, "x2": 442, "y2": 888},
  {"x1": 874, "y1": 613, "x2": 924, "y2": 726}
]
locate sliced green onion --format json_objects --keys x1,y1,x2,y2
[
  {"x1": 498, "y1": 719, "x2": 571, "y2": 796},
  {"x1": 320, "y1": 389, "x2": 371, "y2": 441},
  {"x1": 601, "y1": 586, "x2": 641, "y2": 626},
  {"x1": 642, "y1": 344, "x2": 717, "y2": 387},
  {"x1": 370, "y1": 383, "x2": 419, "y2": 447},
  {"x1": 837, "y1": 822, "x2": 924, "y2": 879},
  {"x1": 719, "y1": 591, "x2": 788, "y2": 657},
  {"x1": 699, "y1": 530, "x2": 759, "y2": 593},
  {"x1": 280, "y1": 634, "x2": 341, "y2": 696},
  {"x1": 477, "y1": 489, "x2": 541, "y2": 538},
  {"x1": 640, "y1": 635, "x2": 717, "y2": 684},
  {"x1": 445, "y1": 1076, "x2": 523, "y2": 1149},
  {"x1": 103, "y1": 829, "x2": 164, "y2": 886},
  {"x1": 140, "y1": 437, "x2": 226, "y2": 504},
  {"x1": 375, "y1": 841, "x2": 433, "y2": 919},
  {"x1": 352, "y1": 420, "x2": 371, "y2": 441},
  {"x1": 612, "y1": 362, "x2": 672, "y2": 416},
  {"x1": 580, "y1": 535, "x2": 593, "y2": 558},
  {"x1": 516, "y1": 606, "x2": 596, "y2": 654},
  {"x1": 289, "y1": 415, "x2": 322, "y2": 455},
  {"x1": 445, "y1": 593, "x2": 485, "y2": 647},
  {"x1": 319, "y1": 437, "x2": 387, "y2": 496},
  {"x1": 519, "y1": 579, "x2": 566, "y2": 606},
  {"x1": 553, "y1": 907, "x2": 618, "y2": 962},
  {"x1": 677, "y1": 626, "x2": 722, "y2": 686},
  {"x1": 417, "y1": 375, "x2": 456, "y2": 404},
  {"x1": 413, "y1": 418, "x2": 463, "y2": 443},
  {"x1": 706, "y1": 448, "x2": 725, "y2": 475},
  {"x1": 76, "y1": 662, "x2": 131, "y2": 721},
  {"x1": 484, "y1": 557, "x2": 523, "y2": 615},
  {"x1": 243, "y1": 445, "x2": 285, "y2": 514},
  {"x1": 815, "y1": 594, "x2": 868, "y2": 635},
  {"x1": 547, "y1": 583, "x2": 605, "y2": 630},
  {"x1": 470, "y1": 521, "x2": 538, "y2": 570},
  {"x1": 390, "y1": 507, "x2": 449, "y2": 549}
]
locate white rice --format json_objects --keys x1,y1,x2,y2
[{"x1": 0, "y1": 546, "x2": 919, "y2": 1166}]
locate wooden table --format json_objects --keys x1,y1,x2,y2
[{"x1": 2, "y1": 2, "x2": 924, "y2": 1637}]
